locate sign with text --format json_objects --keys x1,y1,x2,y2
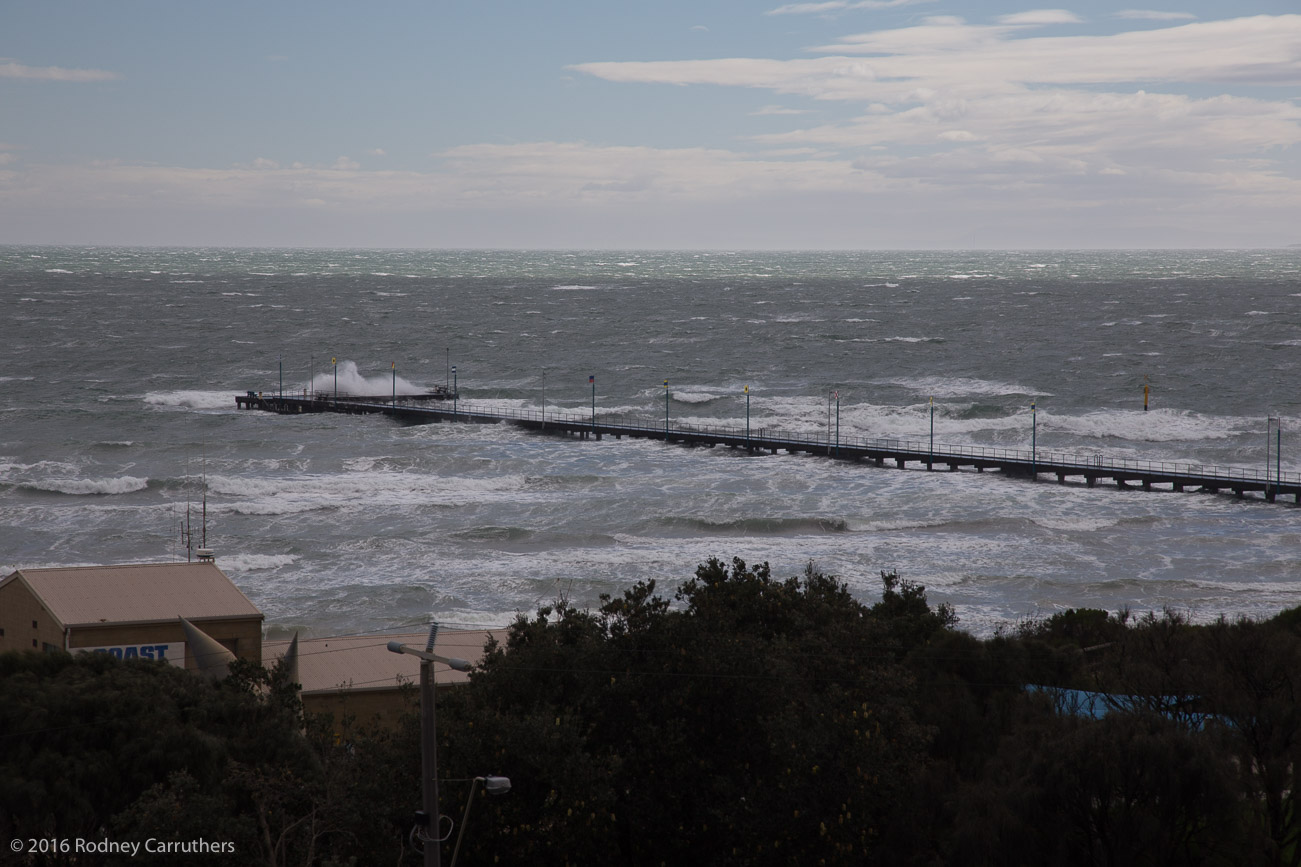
[{"x1": 74, "y1": 642, "x2": 185, "y2": 666}]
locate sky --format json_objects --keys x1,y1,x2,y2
[{"x1": 2, "y1": 0, "x2": 1299, "y2": 249}]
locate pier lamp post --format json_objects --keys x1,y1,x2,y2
[
  {"x1": 590, "y1": 375, "x2": 596, "y2": 432},
  {"x1": 827, "y1": 392, "x2": 833, "y2": 455},
  {"x1": 929, "y1": 396, "x2": 935, "y2": 470},
  {"x1": 745, "y1": 385, "x2": 750, "y2": 448},
  {"x1": 664, "y1": 380, "x2": 670, "y2": 439},
  {"x1": 1268, "y1": 417, "x2": 1282, "y2": 500},
  {"x1": 279, "y1": 354, "x2": 283, "y2": 399},
  {"x1": 1031, "y1": 401, "x2": 1037, "y2": 478},
  {"x1": 332, "y1": 358, "x2": 338, "y2": 403},
  {"x1": 453, "y1": 366, "x2": 458, "y2": 415},
  {"x1": 392, "y1": 362, "x2": 397, "y2": 408},
  {"x1": 388, "y1": 625, "x2": 472, "y2": 867},
  {"x1": 835, "y1": 390, "x2": 840, "y2": 457}
]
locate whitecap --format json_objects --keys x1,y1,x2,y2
[
  {"x1": 31, "y1": 476, "x2": 149, "y2": 495},
  {"x1": 218, "y1": 553, "x2": 299, "y2": 571},
  {"x1": 144, "y1": 390, "x2": 237, "y2": 410}
]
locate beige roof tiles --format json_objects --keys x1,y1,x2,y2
[
  {"x1": 263, "y1": 628, "x2": 503, "y2": 694},
  {"x1": 2, "y1": 562, "x2": 262, "y2": 627}
]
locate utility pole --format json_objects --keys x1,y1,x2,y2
[{"x1": 388, "y1": 625, "x2": 471, "y2": 867}]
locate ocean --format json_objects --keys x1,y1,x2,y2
[{"x1": 1, "y1": 247, "x2": 1298, "y2": 638}]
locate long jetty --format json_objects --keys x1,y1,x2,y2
[{"x1": 235, "y1": 390, "x2": 1301, "y2": 505}]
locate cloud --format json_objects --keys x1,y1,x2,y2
[
  {"x1": 766, "y1": 0, "x2": 934, "y2": 14},
  {"x1": 367, "y1": 148, "x2": 388, "y2": 157},
  {"x1": 574, "y1": 16, "x2": 1301, "y2": 96},
  {"x1": 1116, "y1": 10, "x2": 1197, "y2": 21},
  {"x1": 753, "y1": 104, "x2": 813, "y2": 115},
  {"x1": 0, "y1": 60, "x2": 118, "y2": 82},
  {"x1": 996, "y1": 10, "x2": 1084, "y2": 26},
  {"x1": 4, "y1": 13, "x2": 1299, "y2": 248},
  {"x1": 562, "y1": 13, "x2": 1301, "y2": 239}
]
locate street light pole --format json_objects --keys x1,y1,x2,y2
[
  {"x1": 827, "y1": 392, "x2": 832, "y2": 455},
  {"x1": 388, "y1": 626, "x2": 472, "y2": 867},
  {"x1": 449, "y1": 776, "x2": 512, "y2": 867},
  {"x1": 835, "y1": 390, "x2": 840, "y2": 457},
  {"x1": 664, "y1": 379, "x2": 669, "y2": 439},
  {"x1": 929, "y1": 396, "x2": 934, "y2": 470},
  {"x1": 1031, "y1": 401, "x2": 1037, "y2": 478},
  {"x1": 744, "y1": 385, "x2": 750, "y2": 448},
  {"x1": 590, "y1": 375, "x2": 596, "y2": 432},
  {"x1": 453, "y1": 366, "x2": 458, "y2": 415},
  {"x1": 1268, "y1": 417, "x2": 1282, "y2": 501}
]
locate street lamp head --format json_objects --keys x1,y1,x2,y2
[{"x1": 481, "y1": 776, "x2": 511, "y2": 796}]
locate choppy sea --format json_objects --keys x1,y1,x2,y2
[{"x1": 2, "y1": 247, "x2": 1299, "y2": 637}]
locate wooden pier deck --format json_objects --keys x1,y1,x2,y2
[{"x1": 235, "y1": 391, "x2": 1301, "y2": 505}]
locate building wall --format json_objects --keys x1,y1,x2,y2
[
  {"x1": 302, "y1": 683, "x2": 462, "y2": 734},
  {"x1": 0, "y1": 579, "x2": 65, "y2": 654},
  {"x1": 303, "y1": 688, "x2": 417, "y2": 733}
]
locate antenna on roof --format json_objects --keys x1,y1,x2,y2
[
  {"x1": 201, "y1": 447, "x2": 208, "y2": 551},
  {"x1": 183, "y1": 453, "x2": 194, "y2": 563}
]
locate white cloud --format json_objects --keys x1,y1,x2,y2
[
  {"x1": 0, "y1": 60, "x2": 118, "y2": 82},
  {"x1": 562, "y1": 13, "x2": 1301, "y2": 243},
  {"x1": 753, "y1": 104, "x2": 813, "y2": 115},
  {"x1": 4, "y1": 13, "x2": 1299, "y2": 248},
  {"x1": 996, "y1": 10, "x2": 1084, "y2": 26},
  {"x1": 574, "y1": 16, "x2": 1301, "y2": 96},
  {"x1": 1116, "y1": 10, "x2": 1197, "y2": 21},
  {"x1": 367, "y1": 148, "x2": 388, "y2": 157},
  {"x1": 766, "y1": 0, "x2": 934, "y2": 14}
]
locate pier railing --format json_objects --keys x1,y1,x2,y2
[{"x1": 352, "y1": 397, "x2": 1299, "y2": 488}]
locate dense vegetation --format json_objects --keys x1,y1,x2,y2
[{"x1": 6, "y1": 558, "x2": 1301, "y2": 865}]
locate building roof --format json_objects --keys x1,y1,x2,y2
[
  {"x1": 263, "y1": 628, "x2": 504, "y2": 695},
  {"x1": 1, "y1": 562, "x2": 263, "y2": 628}
]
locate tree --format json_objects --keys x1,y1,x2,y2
[{"x1": 440, "y1": 558, "x2": 937, "y2": 866}]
